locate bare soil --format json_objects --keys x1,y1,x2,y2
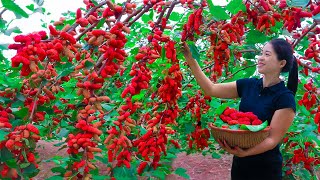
[{"x1": 34, "y1": 140, "x2": 232, "y2": 180}]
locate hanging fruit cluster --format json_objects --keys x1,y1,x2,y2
[
  {"x1": 298, "y1": 82, "x2": 317, "y2": 110},
  {"x1": 205, "y1": 11, "x2": 246, "y2": 81},
  {"x1": 184, "y1": 90, "x2": 211, "y2": 150}
]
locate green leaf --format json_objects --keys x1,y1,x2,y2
[
  {"x1": 45, "y1": 176, "x2": 64, "y2": 180},
  {"x1": 184, "y1": 122, "x2": 195, "y2": 134},
  {"x1": 226, "y1": 0, "x2": 246, "y2": 14},
  {"x1": 152, "y1": 169, "x2": 166, "y2": 179},
  {"x1": 175, "y1": 168, "x2": 190, "y2": 179},
  {"x1": 186, "y1": 41, "x2": 200, "y2": 62},
  {"x1": 246, "y1": 29, "x2": 269, "y2": 44},
  {"x1": 169, "y1": 12, "x2": 181, "y2": 21},
  {"x1": 214, "y1": 103, "x2": 229, "y2": 115},
  {"x1": 132, "y1": 89, "x2": 147, "y2": 101},
  {"x1": 26, "y1": 4, "x2": 35, "y2": 11},
  {"x1": 4, "y1": 26, "x2": 21, "y2": 36},
  {"x1": 12, "y1": 107, "x2": 28, "y2": 118},
  {"x1": 20, "y1": 162, "x2": 31, "y2": 168},
  {"x1": 287, "y1": 0, "x2": 309, "y2": 8},
  {"x1": 1, "y1": 0, "x2": 29, "y2": 18},
  {"x1": 56, "y1": 128, "x2": 69, "y2": 138},
  {"x1": 6, "y1": 159, "x2": 18, "y2": 168},
  {"x1": 211, "y1": 152, "x2": 221, "y2": 159},
  {"x1": 57, "y1": 62, "x2": 74, "y2": 79},
  {"x1": 0, "y1": 148, "x2": 13, "y2": 161},
  {"x1": 142, "y1": 14, "x2": 151, "y2": 23},
  {"x1": 96, "y1": 18, "x2": 106, "y2": 29},
  {"x1": 240, "y1": 120, "x2": 268, "y2": 132},
  {"x1": 84, "y1": 61, "x2": 94, "y2": 69},
  {"x1": 207, "y1": 1, "x2": 229, "y2": 20},
  {"x1": 32, "y1": 0, "x2": 44, "y2": 6},
  {"x1": 51, "y1": 166, "x2": 66, "y2": 173}
]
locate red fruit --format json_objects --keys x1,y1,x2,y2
[
  {"x1": 137, "y1": 162, "x2": 148, "y2": 175},
  {"x1": 114, "y1": 6, "x2": 123, "y2": 13},
  {"x1": 228, "y1": 120, "x2": 238, "y2": 125},
  {"x1": 252, "y1": 120, "x2": 263, "y2": 125},
  {"x1": 5, "y1": 139, "x2": 14, "y2": 150}
]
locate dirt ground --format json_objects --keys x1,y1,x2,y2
[{"x1": 34, "y1": 140, "x2": 232, "y2": 180}]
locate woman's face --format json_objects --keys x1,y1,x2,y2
[{"x1": 257, "y1": 43, "x2": 286, "y2": 75}]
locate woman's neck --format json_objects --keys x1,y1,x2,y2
[{"x1": 262, "y1": 74, "x2": 281, "y2": 88}]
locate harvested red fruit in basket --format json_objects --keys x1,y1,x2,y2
[{"x1": 219, "y1": 107, "x2": 263, "y2": 126}]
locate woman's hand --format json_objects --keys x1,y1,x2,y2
[
  {"x1": 217, "y1": 139, "x2": 249, "y2": 158},
  {"x1": 181, "y1": 41, "x2": 193, "y2": 59}
]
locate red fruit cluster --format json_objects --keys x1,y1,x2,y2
[
  {"x1": 0, "y1": 109, "x2": 13, "y2": 129},
  {"x1": 67, "y1": 133, "x2": 100, "y2": 155},
  {"x1": 137, "y1": 161, "x2": 148, "y2": 175},
  {"x1": 76, "y1": 71, "x2": 104, "y2": 98},
  {"x1": 99, "y1": 22, "x2": 128, "y2": 78},
  {"x1": 310, "y1": 2, "x2": 320, "y2": 16},
  {"x1": 133, "y1": 125, "x2": 174, "y2": 170},
  {"x1": 302, "y1": 38, "x2": 320, "y2": 74},
  {"x1": 206, "y1": 11, "x2": 245, "y2": 81},
  {"x1": 282, "y1": 7, "x2": 313, "y2": 32},
  {"x1": 187, "y1": 126, "x2": 210, "y2": 150},
  {"x1": 0, "y1": 124, "x2": 40, "y2": 179},
  {"x1": 245, "y1": 0, "x2": 281, "y2": 33},
  {"x1": 185, "y1": 90, "x2": 211, "y2": 122},
  {"x1": 147, "y1": 28, "x2": 170, "y2": 52},
  {"x1": 105, "y1": 135, "x2": 132, "y2": 163},
  {"x1": 292, "y1": 145, "x2": 318, "y2": 171},
  {"x1": 121, "y1": 63, "x2": 152, "y2": 98},
  {"x1": 8, "y1": 31, "x2": 47, "y2": 76},
  {"x1": 181, "y1": 8, "x2": 203, "y2": 42},
  {"x1": 220, "y1": 107, "x2": 263, "y2": 126},
  {"x1": 298, "y1": 82, "x2": 317, "y2": 110},
  {"x1": 165, "y1": 41, "x2": 178, "y2": 63},
  {"x1": 157, "y1": 64, "x2": 182, "y2": 104}
]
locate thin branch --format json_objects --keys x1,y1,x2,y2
[
  {"x1": 116, "y1": 0, "x2": 131, "y2": 22},
  {"x1": 75, "y1": 20, "x2": 99, "y2": 41},
  {"x1": 0, "y1": 9, "x2": 7, "y2": 19},
  {"x1": 161, "y1": 1, "x2": 179, "y2": 31},
  {"x1": 182, "y1": 63, "x2": 214, "y2": 90},
  {"x1": 152, "y1": 6, "x2": 169, "y2": 32},
  {"x1": 221, "y1": 64, "x2": 256, "y2": 82},
  {"x1": 292, "y1": 22, "x2": 317, "y2": 49},
  {"x1": 127, "y1": 4, "x2": 152, "y2": 27},
  {"x1": 123, "y1": 7, "x2": 143, "y2": 24},
  {"x1": 67, "y1": 1, "x2": 108, "y2": 33}
]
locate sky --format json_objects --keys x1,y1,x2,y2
[{"x1": 0, "y1": 0, "x2": 228, "y2": 57}]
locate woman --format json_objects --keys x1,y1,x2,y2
[{"x1": 181, "y1": 38, "x2": 298, "y2": 180}]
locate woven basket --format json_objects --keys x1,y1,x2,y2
[{"x1": 208, "y1": 123, "x2": 271, "y2": 149}]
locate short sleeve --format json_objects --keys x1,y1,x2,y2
[
  {"x1": 275, "y1": 92, "x2": 296, "y2": 112},
  {"x1": 236, "y1": 78, "x2": 251, "y2": 98}
]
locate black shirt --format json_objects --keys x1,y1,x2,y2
[{"x1": 231, "y1": 78, "x2": 296, "y2": 180}]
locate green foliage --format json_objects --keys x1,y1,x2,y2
[
  {"x1": 1, "y1": 0, "x2": 29, "y2": 18},
  {"x1": 240, "y1": 120, "x2": 268, "y2": 132}
]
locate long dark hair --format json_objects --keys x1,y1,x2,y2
[{"x1": 269, "y1": 38, "x2": 298, "y2": 95}]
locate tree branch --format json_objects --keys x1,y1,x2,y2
[
  {"x1": 127, "y1": 5, "x2": 152, "y2": 27},
  {"x1": 221, "y1": 64, "x2": 256, "y2": 82},
  {"x1": 0, "y1": 9, "x2": 7, "y2": 19},
  {"x1": 75, "y1": 20, "x2": 100, "y2": 41},
  {"x1": 292, "y1": 22, "x2": 317, "y2": 49},
  {"x1": 182, "y1": 63, "x2": 214, "y2": 90},
  {"x1": 67, "y1": 1, "x2": 108, "y2": 33}
]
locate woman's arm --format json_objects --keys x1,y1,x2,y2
[
  {"x1": 181, "y1": 42, "x2": 238, "y2": 99},
  {"x1": 218, "y1": 108, "x2": 295, "y2": 157}
]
